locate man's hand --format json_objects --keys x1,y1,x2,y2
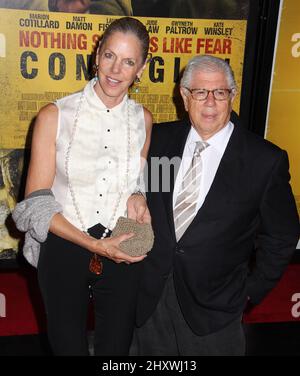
[{"x1": 127, "y1": 194, "x2": 151, "y2": 224}]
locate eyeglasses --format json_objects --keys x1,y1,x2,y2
[{"x1": 184, "y1": 88, "x2": 233, "y2": 101}]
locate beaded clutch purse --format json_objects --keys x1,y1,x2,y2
[{"x1": 111, "y1": 217, "x2": 154, "y2": 256}]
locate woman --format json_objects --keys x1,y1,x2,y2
[{"x1": 15, "y1": 17, "x2": 152, "y2": 356}]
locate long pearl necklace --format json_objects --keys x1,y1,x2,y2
[{"x1": 64, "y1": 89, "x2": 131, "y2": 273}]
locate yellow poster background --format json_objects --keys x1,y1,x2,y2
[
  {"x1": 266, "y1": 0, "x2": 300, "y2": 216},
  {"x1": 0, "y1": 9, "x2": 247, "y2": 254},
  {"x1": 0, "y1": 9, "x2": 247, "y2": 149}
]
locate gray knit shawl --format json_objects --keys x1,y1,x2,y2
[{"x1": 12, "y1": 189, "x2": 62, "y2": 267}]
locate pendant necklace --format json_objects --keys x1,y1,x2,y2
[{"x1": 65, "y1": 89, "x2": 131, "y2": 274}]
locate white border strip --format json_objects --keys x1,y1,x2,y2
[{"x1": 264, "y1": 0, "x2": 284, "y2": 138}]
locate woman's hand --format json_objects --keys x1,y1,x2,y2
[
  {"x1": 127, "y1": 194, "x2": 151, "y2": 224},
  {"x1": 90, "y1": 232, "x2": 147, "y2": 264}
]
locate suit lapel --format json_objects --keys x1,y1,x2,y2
[
  {"x1": 161, "y1": 120, "x2": 191, "y2": 239},
  {"x1": 179, "y1": 124, "x2": 246, "y2": 240}
]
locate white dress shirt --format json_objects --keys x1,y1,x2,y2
[
  {"x1": 52, "y1": 78, "x2": 146, "y2": 230},
  {"x1": 173, "y1": 121, "x2": 234, "y2": 212}
]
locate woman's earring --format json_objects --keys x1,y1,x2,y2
[
  {"x1": 93, "y1": 64, "x2": 99, "y2": 80},
  {"x1": 133, "y1": 76, "x2": 141, "y2": 93}
]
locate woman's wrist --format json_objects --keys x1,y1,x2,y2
[
  {"x1": 131, "y1": 190, "x2": 146, "y2": 200},
  {"x1": 84, "y1": 233, "x2": 98, "y2": 253},
  {"x1": 86, "y1": 236, "x2": 108, "y2": 256}
]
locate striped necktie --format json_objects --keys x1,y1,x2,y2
[{"x1": 174, "y1": 141, "x2": 209, "y2": 241}]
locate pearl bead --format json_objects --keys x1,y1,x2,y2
[{"x1": 65, "y1": 89, "x2": 131, "y2": 235}]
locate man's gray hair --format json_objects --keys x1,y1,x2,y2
[{"x1": 180, "y1": 55, "x2": 237, "y2": 92}]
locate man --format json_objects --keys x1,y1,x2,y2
[
  {"x1": 0, "y1": 0, "x2": 132, "y2": 15},
  {"x1": 49, "y1": 0, "x2": 132, "y2": 15},
  {"x1": 131, "y1": 55, "x2": 300, "y2": 356}
]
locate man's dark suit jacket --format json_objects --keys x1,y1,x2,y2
[{"x1": 136, "y1": 118, "x2": 300, "y2": 336}]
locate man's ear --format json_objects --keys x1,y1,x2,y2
[
  {"x1": 180, "y1": 86, "x2": 189, "y2": 112},
  {"x1": 230, "y1": 88, "x2": 237, "y2": 104}
]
